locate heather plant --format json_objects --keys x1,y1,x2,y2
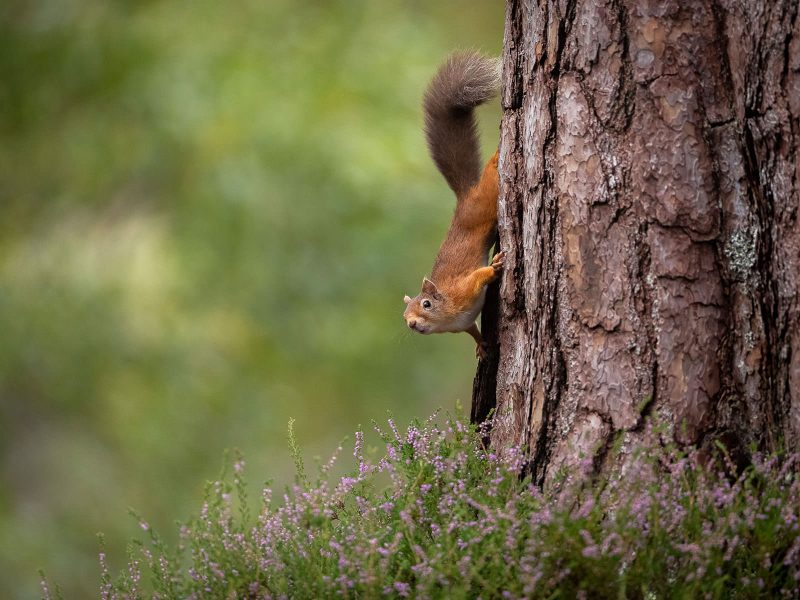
[{"x1": 45, "y1": 413, "x2": 800, "y2": 599}]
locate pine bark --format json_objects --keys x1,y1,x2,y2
[{"x1": 474, "y1": 0, "x2": 800, "y2": 486}]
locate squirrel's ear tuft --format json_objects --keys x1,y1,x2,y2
[
  {"x1": 422, "y1": 278, "x2": 442, "y2": 299},
  {"x1": 403, "y1": 295, "x2": 412, "y2": 305}
]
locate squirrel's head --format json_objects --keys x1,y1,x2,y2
[{"x1": 403, "y1": 278, "x2": 447, "y2": 334}]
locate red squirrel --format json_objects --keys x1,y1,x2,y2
[{"x1": 403, "y1": 51, "x2": 503, "y2": 360}]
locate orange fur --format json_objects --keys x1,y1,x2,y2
[
  {"x1": 403, "y1": 150, "x2": 502, "y2": 358},
  {"x1": 403, "y1": 51, "x2": 501, "y2": 359},
  {"x1": 433, "y1": 149, "x2": 500, "y2": 306}
]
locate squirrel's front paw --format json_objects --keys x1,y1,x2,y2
[
  {"x1": 476, "y1": 341, "x2": 488, "y2": 360},
  {"x1": 490, "y1": 251, "x2": 505, "y2": 274}
]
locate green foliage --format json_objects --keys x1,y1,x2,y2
[
  {"x1": 0, "y1": 1, "x2": 502, "y2": 597},
  {"x1": 63, "y1": 414, "x2": 800, "y2": 599}
]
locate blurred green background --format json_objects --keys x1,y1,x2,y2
[{"x1": 0, "y1": 1, "x2": 502, "y2": 597}]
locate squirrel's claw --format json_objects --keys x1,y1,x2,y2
[
  {"x1": 476, "y1": 341, "x2": 489, "y2": 360},
  {"x1": 490, "y1": 251, "x2": 506, "y2": 273}
]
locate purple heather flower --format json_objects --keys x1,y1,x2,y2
[{"x1": 393, "y1": 582, "x2": 411, "y2": 597}]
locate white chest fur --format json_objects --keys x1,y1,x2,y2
[{"x1": 446, "y1": 287, "x2": 487, "y2": 333}]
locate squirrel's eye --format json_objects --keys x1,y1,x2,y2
[{"x1": 422, "y1": 299, "x2": 432, "y2": 309}]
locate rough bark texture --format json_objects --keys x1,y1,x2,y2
[{"x1": 473, "y1": 0, "x2": 800, "y2": 487}]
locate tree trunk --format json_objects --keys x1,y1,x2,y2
[{"x1": 473, "y1": 0, "x2": 800, "y2": 487}]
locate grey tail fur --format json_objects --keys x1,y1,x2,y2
[{"x1": 423, "y1": 51, "x2": 500, "y2": 200}]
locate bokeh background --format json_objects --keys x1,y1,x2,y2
[{"x1": 0, "y1": 1, "x2": 503, "y2": 597}]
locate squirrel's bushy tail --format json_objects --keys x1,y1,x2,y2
[{"x1": 423, "y1": 51, "x2": 500, "y2": 200}]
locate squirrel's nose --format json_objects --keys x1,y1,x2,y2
[{"x1": 408, "y1": 320, "x2": 417, "y2": 330}]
